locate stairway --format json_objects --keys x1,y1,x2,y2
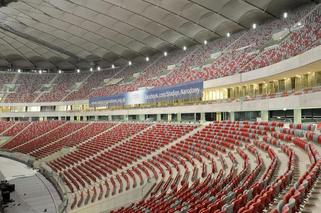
[{"x1": 33, "y1": 73, "x2": 59, "y2": 103}]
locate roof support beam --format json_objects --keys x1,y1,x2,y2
[
  {"x1": 239, "y1": 0, "x2": 280, "y2": 19},
  {"x1": 187, "y1": 0, "x2": 249, "y2": 30}
]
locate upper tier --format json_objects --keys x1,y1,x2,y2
[{"x1": 0, "y1": 4, "x2": 320, "y2": 104}]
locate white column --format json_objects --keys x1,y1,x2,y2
[
  {"x1": 157, "y1": 114, "x2": 161, "y2": 121},
  {"x1": 168, "y1": 114, "x2": 172, "y2": 122},
  {"x1": 260, "y1": 110, "x2": 269, "y2": 122},
  {"x1": 138, "y1": 114, "x2": 145, "y2": 121},
  {"x1": 229, "y1": 112, "x2": 235, "y2": 122},
  {"x1": 294, "y1": 109, "x2": 302, "y2": 124},
  {"x1": 200, "y1": 112, "x2": 205, "y2": 123},
  {"x1": 177, "y1": 113, "x2": 182, "y2": 122},
  {"x1": 216, "y1": 112, "x2": 222, "y2": 121}
]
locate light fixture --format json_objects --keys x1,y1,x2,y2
[
  {"x1": 283, "y1": 108, "x2": 287, "y2": 111},
  {"x1": 283, "y1": 12, "x2": 288, "y2": 19},
  {"x1": 90, "y1": 67, "x2": 93, "y2": 72},
  {"x1": 183, "y1": 46, "x2": 187, "y2": 51},
  {"x1": 146, "y1": 56, "x2": 149, "y2": 62},
  {"x1": 58, "y1": 69, "x2": 62, "y2": 74},
  {"x1": 77, "y1": 69, "x2": 80, "y2": 73},
  {"x1": 252, "y1": 23, "x2": 257, "y2": 29},
  {"x1": 97, "y1": 66, "x2": 101, "y2": 71},
  {"x1": 39, "y1": 70, "x2": 42, "y2": 74},
  {"x1": 226, "y1": 32, "x2": 231, "y2": 38},
  {"x1": 17, "y1": 69, "x2": 21, "y2": 73},
  {"x1": 164, "y1": 51, "x2": 168, "y2": 57},
  {"x1": 111, "y1": 64, "x2": 115, "y2": 69},
  {"x1": 128, "y1": 61, "x2": 132, "y2": 66},
  {"x1": 297, "y1": 21, "x2": 302, "y2": 26},
  {"x1": 203, "y1": 40, "x2": 207, "y2": 45}
]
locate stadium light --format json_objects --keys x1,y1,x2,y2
[
  {"x1": 77, "y1": 69, "x2": 80, "y2": 73},
  {"x1": 58, "y1": 69, "x2": 62, "y2": 74},
  {"x1": 203, "y1": 40, "x2": 207, "y2": 45},
  {"x1": 17, "y1": 69, "x2": 21, "y2": 73},
  {"x1": 283, "y1": 12, "x2": 288, "y2": 19},
  {"x1": 97, "y1": 66, "x2": 101, "y2": 71},
  {"x1": 164, "y1": 51, "x2": 168, "y2": 57},
  {"x1": 146, "y1": 56, "x2": 149, "y2": 62},
  {"x1": 128, "y1": 61, "x2": 132, "y2": 66},
  {"x1": 252, "y1": 23, "x2": 257, "y2": 29},
  {"x1": 226, "y1": 32, "x2": 231, "y2": 38},
  {"x1": 111, "y1": 64, "x2": 115, "y2": 69},
  {"x1": 183, "y1": 46, "x2": 187, "y2": 51},
  {"x1": 39, "y1": 70, "x2": 42, "y2": 74},
  {"x1": 90, "y1": 67, "x2": 93, "y2": 72}
]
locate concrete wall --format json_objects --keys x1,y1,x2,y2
[{"x1": 70, "y1": 179, "x2": 156, "y2": 213}]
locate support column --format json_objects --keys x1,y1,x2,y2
[
  {"x1": 124, "y1": 115, "x2": 129, "y2": 121},
  {"x1": 95, "y1": 116, "x2": 98, "y2": 121},
  {"x1": 108, "y1": 115, "x2": 112, "y2": 121},
  {"x1": 157, "y1": 114, "x2": 161, "y2": 121},
  {"x1": 168, "y1": 114, "x2": 172, "y2": 122},
  {"x1": 200, "y1": 112, "x2": 205, "y2": 123},
  {"x1": 83, "y1": 116, "x2": 87, "y2": 121},
  {"x1": 260, "y1": 110, "x2": 269, "y2": 122},
  {"x1": 216, "y1": 112, "x2": 222, "y2": 122},
  {"x1": 138, "y1": 114, "x2": 145, "y2": 121},
  {"x1": 70, "y1": 116, "x2": 74, "y2": 121},
  {"x1": 294, "y1": 109, "x2": 302, "y2": 124},
  {"x1": 229, "y1": 112, "x2": 235, "y2": 122},
  {"x1": 177, "y1": 113, "x2": 182, "y2": 122}
]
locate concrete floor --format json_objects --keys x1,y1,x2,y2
[{"x1": 0, "y1": 157, "x2": 62, "y2": 213}]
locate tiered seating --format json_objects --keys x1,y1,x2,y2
[
  {"x1": 0, "y1": 121, "x2": 15, "y2": 134},
  {"x1": 37, "y1": 72, "x2": 90, "y2": 102},
  {"x1": 15, "y1": 122, "x2": 114, "y2": 156},
  {"x1": 111, "y1": 121, "x2": 286, "y2": 213},
  {"x1": 271, "y1": 139, "x2": 321, "y2": 212},
  {"x1": 0, "y1": 4, "x2": 317, "y2": 103},
  {"x1": 4, "y1": 73, "x2": 56, "y2": 103},
  {"x1": 0, "y1": 120, "x2": 320, "y2": 212},
  {"x1": 1, "y1": 121, "x2": 63, "y2": 150},
  {"x1": 243, "y1": 5, "x2": 321, "y2": 72},
  {"x1": 51, "y1": 124, "x2": 196, "y2": 196},
  {"x1": 1, "y1": 121, "x2": 30, "y2": 137},
  {"x1": 0, "y1": 72, "x2": 15, "y2": 91},
  {"x1": 65, "y1": 69, "x2": 121, "y2": 101},
  {"x1": 29, "y1": 122, "x2": 90, "y2": 159}
]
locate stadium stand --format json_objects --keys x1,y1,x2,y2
[
  {"x1": 0, "y1": 1, "x2": 321, "y2": 213},
  {"x1": 0, "y1": 120, "x2": 320, "y2": 213},
  {"x1": 0, "y1": 4, "x2": 319, "y2": 103}
]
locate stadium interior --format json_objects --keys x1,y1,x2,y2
[{"x1": 0, "y1": 0, "x2": 321, "y2": 213}]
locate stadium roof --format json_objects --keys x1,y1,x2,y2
[{"x1": 0, "y1": 0, "x2": 310, "y2": 71}]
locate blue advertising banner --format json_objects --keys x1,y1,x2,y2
[{"x1": 89, "y1": 80, "x2": 203, "y2": 107}]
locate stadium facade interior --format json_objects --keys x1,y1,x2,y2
[{"x1": 0, "y1": 0, "x2": 321, "y2": 213}]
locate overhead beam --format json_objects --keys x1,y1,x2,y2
[
  {"x1": 187, "y1": 0, "x2": 249, "y2": 29},
  {"x1": 0, "y1": 23, "x2": 81, "y2": 61},
  {"x1": 239, "y1": 0, "x2": 280, "y2": 19}
]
